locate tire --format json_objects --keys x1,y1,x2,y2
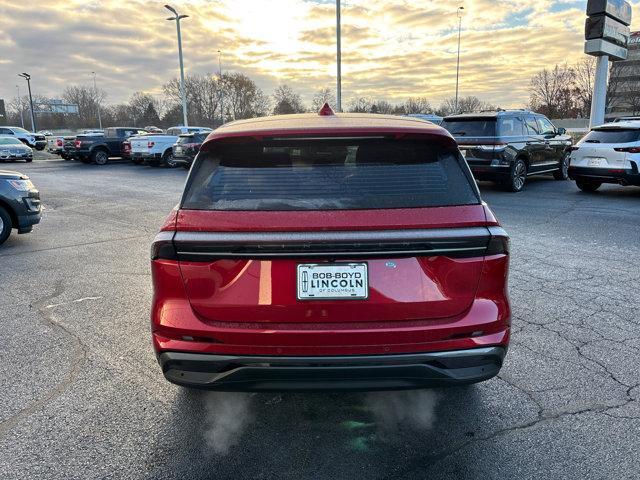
[
  {"x1": 576, "y1": 179, "x2": 602, "y2": 192},
  {"x1": 80, "y1": 156, "x2": 92, "y2": 164},
  {"x1": 92, "y1": 149, "x2": 109, "y2": 165},
  {"x1": 25, "y1": 158, "x2": 33, "y2": 163},
  {"x1": 182, "y1": 162, "x2": 190, "y2": 170},
  {"x1": 162, "y1": 150, "x2": 177, "y2": 168},
  {"x1": 553, "y1": 153, "x2": 570, "y2": 180},
  {"x1": 0, "y1": 206, "x2": 12, "y2": 246},
  {"x1": 505, "y1": 158, "x2": 527, "y2": 192}
]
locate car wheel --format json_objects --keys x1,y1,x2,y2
[
  {"x1": 553, "y1": 153, "x2": 570, "y2": 180},
  {"x1": 506, "y1": 158, "x2": 527, "y2": 192},
  {"x1": 26, "y1": 158, "x2": 33, "y2": 163},
  {"x1": 576, "y1": 179, "x2": 602, "y2": 192},
  {"x1": 163, "y1": 150, "x2": 177, "y2": 168},
  {"x1": 182, "y1": 162, "x2": 190, "y2": 170},
  {"x1": 0, "y1": 206, "x2": 12, "y2": 246},
  {"x1": 92, "y1": 150, "x2": 109, "y2": 165}
]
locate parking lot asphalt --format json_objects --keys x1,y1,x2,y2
[{"x1": 0, "y1": 153, "x2": 639, "y2": 480}]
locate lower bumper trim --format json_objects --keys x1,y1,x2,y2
[{"x1": 158, "y1": 346, "x2": 506, "y2": 392}]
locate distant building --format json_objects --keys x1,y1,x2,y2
[{"x1": 607, "y1": 31, "x2": 640, "y2": 118}]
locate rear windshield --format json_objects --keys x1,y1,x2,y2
[
  {"x1": 178, "y1": 133, "x2": 207, "y2": 144},
  {"x1": 582, "y1": 128, "x2": 640, "y2": 144},
  {"x1": 442, "y1": 119, "x2": 496, "y2": 137},
  {"x1": 182, "y1": 139, "x2": 479, "y2": 211}
]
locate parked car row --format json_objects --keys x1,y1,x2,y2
[{"x1": 43, "y1": 125, "x2": 211, "y2": 168}]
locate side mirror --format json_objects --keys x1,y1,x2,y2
[{"x1": 557, "y1": 127, "x2": 566, "y2": 135}]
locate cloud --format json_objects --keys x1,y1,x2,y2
[{"x1": 2, "y1": 0, "x2": 640, "y2": 111}]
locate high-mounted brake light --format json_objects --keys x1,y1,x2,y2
[{"x1": 318, "y1": 103, "x2": 335, "y2": 116}]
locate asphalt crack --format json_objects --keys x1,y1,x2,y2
[{"x1": 0, "y1": 280, "x2": 88, "y2": 436}]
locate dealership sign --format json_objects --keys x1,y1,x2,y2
[{"x1": 585, "y1": 0, "x2": 632, "y2": 61}]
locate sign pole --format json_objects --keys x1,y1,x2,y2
[{"x1": 589, "y1": 55, "x2": 609, "y2": 128}]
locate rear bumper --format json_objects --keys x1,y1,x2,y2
[
  {"x1": 569, "y1": 163, "x2": 640, "y2": 186},
  {"x1": 158, "y1": 346, "x2": 506, "y2": 391},
  {"x1": 467, "y1": 160, "x2": 511, "y2": 179}
]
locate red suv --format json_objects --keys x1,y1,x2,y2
[{"x1": 151, "y1": 106, "x2": 510, "y2": 391}]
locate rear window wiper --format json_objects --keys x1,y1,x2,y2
[{"x1": 451, "y1": 131, "x2": 466, "y2": 136}]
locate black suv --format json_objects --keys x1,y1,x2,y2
[{"x1": 442, "y1": 110, "x2": 572, "y2": 191}]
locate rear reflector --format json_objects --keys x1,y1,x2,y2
[
  {"x1": 485, "y1": 227, "x2": 509, "y2": 255},
  {"x1": 151, "y1": 231, "x2": 177, "y2": 260}
]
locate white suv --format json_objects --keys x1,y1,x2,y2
[
  {"x1": 0, "y1": 126, "x2": 46, "y2": 150},
  {"x1": 568, "y1": 121, "x2": 640, "y2": 192}
]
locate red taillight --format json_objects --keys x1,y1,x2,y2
[
  {"x1": 123, "y1": 142, "x2": 131, "y2": 153},
  {"x1": 56, "y1": 139, "x2": 63, "y2": 146},
  {"x1": 148, "y1": 141, "x2": 155, "y2": 148},
  {"x1": 613, "y1": 146, "x2": 640, "y2": 153},
  {"x1": 74, "y1": 140, "x2": 81, "y2": 148}
]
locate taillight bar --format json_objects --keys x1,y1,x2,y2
[
  {"x1": 159, "y1": 227, "x2": 510, "y2": 261},
  {"x1": 614, "y1": 146, "x2": 640, "y2": 153}
]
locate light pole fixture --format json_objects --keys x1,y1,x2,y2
[
  {"x1": 454, "y1": 6, "x2": 464, "y2": 114},
  {"x1": 336, "y1": 0, "x2": 342, "y2": 112},
  {"x1": 16, "y1": 85, "x2": 25, "y2": 129},
  {"x1": 165, "y1": 4, "x2": 189, "y2": 127},
  {"x1": 91, "y1": 71, "x2": 103, "y2": 130},
  {"x1": 18, "y1": 73, "x2": 36, "y2": 132}
]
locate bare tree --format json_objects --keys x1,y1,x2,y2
[
  {"x1": 528, "y1": 64, "x2": 577, "y2": 118},
  {"x1": 62, "y1": 84, "x2": 107, "y2": 128},
  {"x1": 403, "y1": 97, "x2": 433, "y2": 114},
  {"x1": 222, "y1": 72, "x2": 269, "y2": 120},
  {"x1": 347, "y1": 97, "x2": 373, "y2": 113},
  {"x1": 273, "y1": 85, "x2": 306, "y2": 115},
  {"x1": 436, "y1": 96, "x2": 495, "y2": 116}
]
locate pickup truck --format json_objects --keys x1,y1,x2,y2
[
  {"x1": 71, "y1": 127, "x2": 147, "y2": 165},
  {"x1": 129, "y1": 126, "x2": 211, "y2": 167},
  {"x1": 48, "y1": 130, "x2": 103, "y2": 158}
]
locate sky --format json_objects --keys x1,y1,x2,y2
[{"x1": 1, "y1": 0, "x2": 640, "y2": 110}]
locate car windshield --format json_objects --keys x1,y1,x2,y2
[
  {"x1": 0, "y1": 137, "x2": 23, "y2": 145},
  {"x1": 582, "y1": 128, "x2": 640, "y2": 144},
  {"x1": 11, "y1": 127, "x2": 30, "y2": 135},
  {"x1": 442, "y1": 118, "x2": 497, "y2": 137},
  {"x1": 182, "y1": 138, "x2": 479, "y2": 211}
]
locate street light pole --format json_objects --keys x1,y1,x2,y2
[
  {"x1": 18, "y1": 73, "x2": 36, "y2": 132},
  {"x1": 16, "y1": 85, "x2": 24, "y2": 129},
  {"x1": 454, "y1": 6, "x2": 464, "y2": 114},
  {"x1": 91, "y1": 71, "x2": 103, "y2": 130},
  {"x1": 165, "y1": 4, "x2": 189, "y2": 127},
  {"x1": 218, "y1": 50, "x2": 224, "y2": 125},
  {"x1": 336, "y1": 0, "x2": 342, "y2": 112}
]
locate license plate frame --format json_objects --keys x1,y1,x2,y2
[
  {"x1": 296, "y1": 263, "x2": 369, "y2": 301},
  {"x1": 587, "y1": 157, "x2": 606, "y2": 167}
]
